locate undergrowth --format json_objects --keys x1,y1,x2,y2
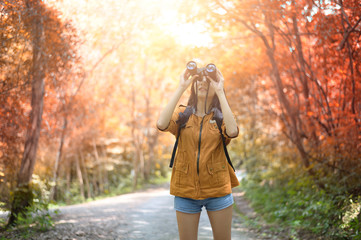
[
  {"x1": 0, "y1": 175, "x2": 58, "y2": 239},
  {"x1": 241, "y1": 166, "x2": 361, "y2": 240}
]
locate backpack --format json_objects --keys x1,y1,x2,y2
[{"x1": 169, "y1": 105, "x2": 236, "y2": 172}]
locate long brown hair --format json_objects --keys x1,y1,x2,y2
[
  {"x1": 176, "y1": 80, "x2": 225, "y2": 127},
  {"x1": 187, "y1": 80, "x2": 222, "y2": 113}
]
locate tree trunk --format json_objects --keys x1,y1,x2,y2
[
  {"x1": 146, "y1": 128, "x2": 159, "y2": 181},
  {"x1": 144, "y1": 78, "x2": 153, "y2": 182},
  {"x1": 91, "y1": 169, "x2": 99, "y2": 196},
  {"x1": 93, "y1": 140, "x2": 104, "y2": 194},
  {"x1": 7, "y1": 0, "x2": 45, "y2": 227},
  {"x1": 139, "y1": 147, "x2": 145, "y2": 180},
  {"x1": 132, "y1": 148, "x2": 139, "y2": 191},
  {"x1": 75, "y1": 154, "x2": 85, "y2": 200},
  {"x1": 65, "y1": 157, "x2": 72, "y2": 204},
  {"x1": 130, "y1": 86, "x2": 142, "y2": 190},
  {"x1": 100, "y1": 146, "x2": 109, "y2": 193},
  {"x1": 50, "y1": 116, "x2": 67, "y2": 201},
  {"x1": 79, "y1": 151, "x2": 92, "y2": 199}
]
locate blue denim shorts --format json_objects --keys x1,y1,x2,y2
[{"x1": 174, "y1": 193, "x2": 234, "y2": 214}]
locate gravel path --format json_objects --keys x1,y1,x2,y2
[{"x1": 2, "y1": 186, "x2": 257, "y2": 240}]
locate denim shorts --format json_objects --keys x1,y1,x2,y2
[{"x1": 174, "y1": 193, "x2": 234, "y2": 214}]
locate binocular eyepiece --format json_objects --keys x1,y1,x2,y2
[{"x1": 186, "y1": 61, "x2": 218, "y2": 82}]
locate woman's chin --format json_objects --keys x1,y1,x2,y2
[
  {"x1": 197, "y1": 93, "x2": 207, "y2": 99},
  {"x1": 197, "y1": 94, "x2": 215, "y2": 101}
]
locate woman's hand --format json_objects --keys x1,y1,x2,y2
[
  {"x1": 178, "y1": 69, "x2": 198, "y2": 92},
  {"x1": 207, "y1": 69, "x2": 225, "y2": 95}
]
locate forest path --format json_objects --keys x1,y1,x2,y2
[{"x1": 32, "y1": 185, "x2": 256, "y2": 240}]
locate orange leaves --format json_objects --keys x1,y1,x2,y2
[{"x1": 191, "y1": 0, "x2": 361, "y2": 174}]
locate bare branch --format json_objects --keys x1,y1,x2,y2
[{"x1": 337, "y1": 16, "x2": 361, "y2": 50}]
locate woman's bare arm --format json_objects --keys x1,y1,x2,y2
[
  {"x1": 157, "y1": 70, "x2": 197, "y2": 130},
  {"x1": 156, "y1": 87, "x2": 185, "y2": 130},
  {"x1": 208, "y1": 70, "x2": 238, "y2": 138},
  {"x1": 217, "y1": 92, "x2": 238, "y2": 137}
]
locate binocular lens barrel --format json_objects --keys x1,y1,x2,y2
[
  {"x1": 187, "y1": 61, "x2": 197, "y2": 71},
  {"x1": 185, "y1": 61, "x2": 218, "y2": 82},
  {"x1": 186, "y1": 61, "x2": 197, "y2": 76},
  {"x1": 206, "y1": 63, "x2": 216, "y2": 73},
  {"x1": 205, "y1": 63, "x2": 217, "y2": 81}
]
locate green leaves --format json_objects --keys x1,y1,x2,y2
[
  {"x1": 241, "y1": 167, "x2": 361, "y2": 239},
  {"x1": 6, "y1": 197, "x2": 58, "y2": 239}
]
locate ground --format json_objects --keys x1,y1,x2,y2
[{"x1": 0, "y1": 183, "x2": 283, "y2": 240}]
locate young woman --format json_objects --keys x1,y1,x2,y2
[{"x1": 156, "y1": 62, "x2": 240, "y2": 240}]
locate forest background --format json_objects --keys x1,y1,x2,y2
[{"x1": 1, "y1": 0, "x2": 360, "y2": 239}]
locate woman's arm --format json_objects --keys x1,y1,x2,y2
[
  {"x1": 208, "y1": 70, "x2": 238, "y2": 138},
  {"x1": 217, "y1": 91, "x2": 239, "y2": 138},
  {"x1": 156, "y1": 87, "x2": 185, "y2": 130},
  {"x1": 156, "y1": 69, "x2": 197, "y2": 130}
]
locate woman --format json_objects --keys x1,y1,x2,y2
[{"x1": 156, "y1": 62, "x2": 239, "y2": 240}]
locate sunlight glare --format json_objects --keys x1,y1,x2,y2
[
  {"x1": 48, "y1": 0, "x2": 213, "y2": 47},
  {"x1": 170, "y1": 22, "x2": 213, "y2": 47},
  {"x1": 152, "y1": 0, "x2": 213, "y2": 47}
]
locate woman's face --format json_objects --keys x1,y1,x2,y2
[{"x1": 194, "y1": 76, "x2": 216, "y2": 100}]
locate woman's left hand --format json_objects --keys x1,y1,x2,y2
[{"x1": 207, "y1": 69, "x2": 225, "y2": 95}]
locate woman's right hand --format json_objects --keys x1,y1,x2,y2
[{"x1": 178, "y1": 69, "x2": 198, "y2": 92}]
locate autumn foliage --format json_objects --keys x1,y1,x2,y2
[
  {"x1": 187, "y1": 0, "x2": 361, "y2": 180},
  {"x1": 1, "y1": 0, "x2": 79, "y2": 214},
  {"x1": 0, "y1": 0, "x2": 360, "y2": 236}
]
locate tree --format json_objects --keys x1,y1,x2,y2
[
  {"x1": 7, "y1": 0, "x2": 45, "y2": 226},
  {"x1": 3, "y1": 0, "x2": 79, "y2": 226},
  {"x1": 187, "y1": 0, "x2": 360, "y2": 173}
]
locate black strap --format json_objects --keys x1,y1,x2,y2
[
  {"x1": 216, "y1": 120, "x2": 236, "y2": 172},
  {"x1": 169, "y1": 106, "x2": 191, "y2": 168},
  {"x1": 169, "y1": 116, "x2": 236, "y2": 172},
  {"x1": 169, "y1": 126, "x2": 181, "y2": 168}
]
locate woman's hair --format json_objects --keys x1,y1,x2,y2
[
  {"x1": 176, "y1": 80, "x2": 224, "y2": 127},
  {"x1": 187, "y1": 80, "x2": 221, "y2": 111}
]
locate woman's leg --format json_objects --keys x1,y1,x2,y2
[
  {"x1": 206, "y1": 205, "x2": 233, "y2": 240},
  {"x1": 176, "y1": 210, "x2": 201, "y2": 240}
]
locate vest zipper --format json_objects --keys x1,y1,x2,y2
[{"x1": 197, "y1": 116, "x2": 206, "y2": 175}]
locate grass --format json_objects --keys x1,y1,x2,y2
[{"x1": 237, "y1": 167, "x2": 361, "y2": 240}]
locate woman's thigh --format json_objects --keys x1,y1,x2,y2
[
  {"x1": 176, "y1": 211, "x2": 201, "y2": 240},
  {"x1": 207, "y1": 205, "x2": 233, "y2": 240}
]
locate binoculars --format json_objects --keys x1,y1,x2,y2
[{"x1": 185, "y1": 61, "x2": 218, "y2": 82}]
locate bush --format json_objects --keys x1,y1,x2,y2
[
  {"x1": 1, "y1": 175, "x2": 58, "y2": 239},
  {"x1": 241, "y1": 166, "x2": 361, "y2": 239}
]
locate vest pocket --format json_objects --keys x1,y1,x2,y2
[
  {"x1": 209, "y1": 122, "x2": 219, "y2": 132},
  {"x1": 207, "y1": 161, "x2": 227, "y2": 186},
  {"x1": 175, "y1": 161, "x2": 190, "y2": 187}
]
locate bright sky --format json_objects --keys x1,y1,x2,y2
[
  {"x1": 48, "y1": 0, "x2": 213, "y2": 47},
  {"x1": 168, "y1": 22, "x2": 213, "y2": 47},
  {"x1": 157, "y1": 1, "x2": 213, "y2": 47},
  {"x1": 142, "y1": 0, "x2": 213, "y2": 47}
]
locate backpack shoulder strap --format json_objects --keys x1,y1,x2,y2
[
  {"x1": 169, "y1": 106, "x2": 236, "y2": 172},
  {"x1": 169, "y1": 105, "x2": 193, "y2": 168},
  {"x1": 213, "y1": 109, "x2": 236, "y2": 172},
  {"x1": 169, "y1": 127, "x2": 181, "y2": 168}
]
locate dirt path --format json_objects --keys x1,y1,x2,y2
[{"x1": 24, "y1": 186, "x2": 257, "y2": 240}]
